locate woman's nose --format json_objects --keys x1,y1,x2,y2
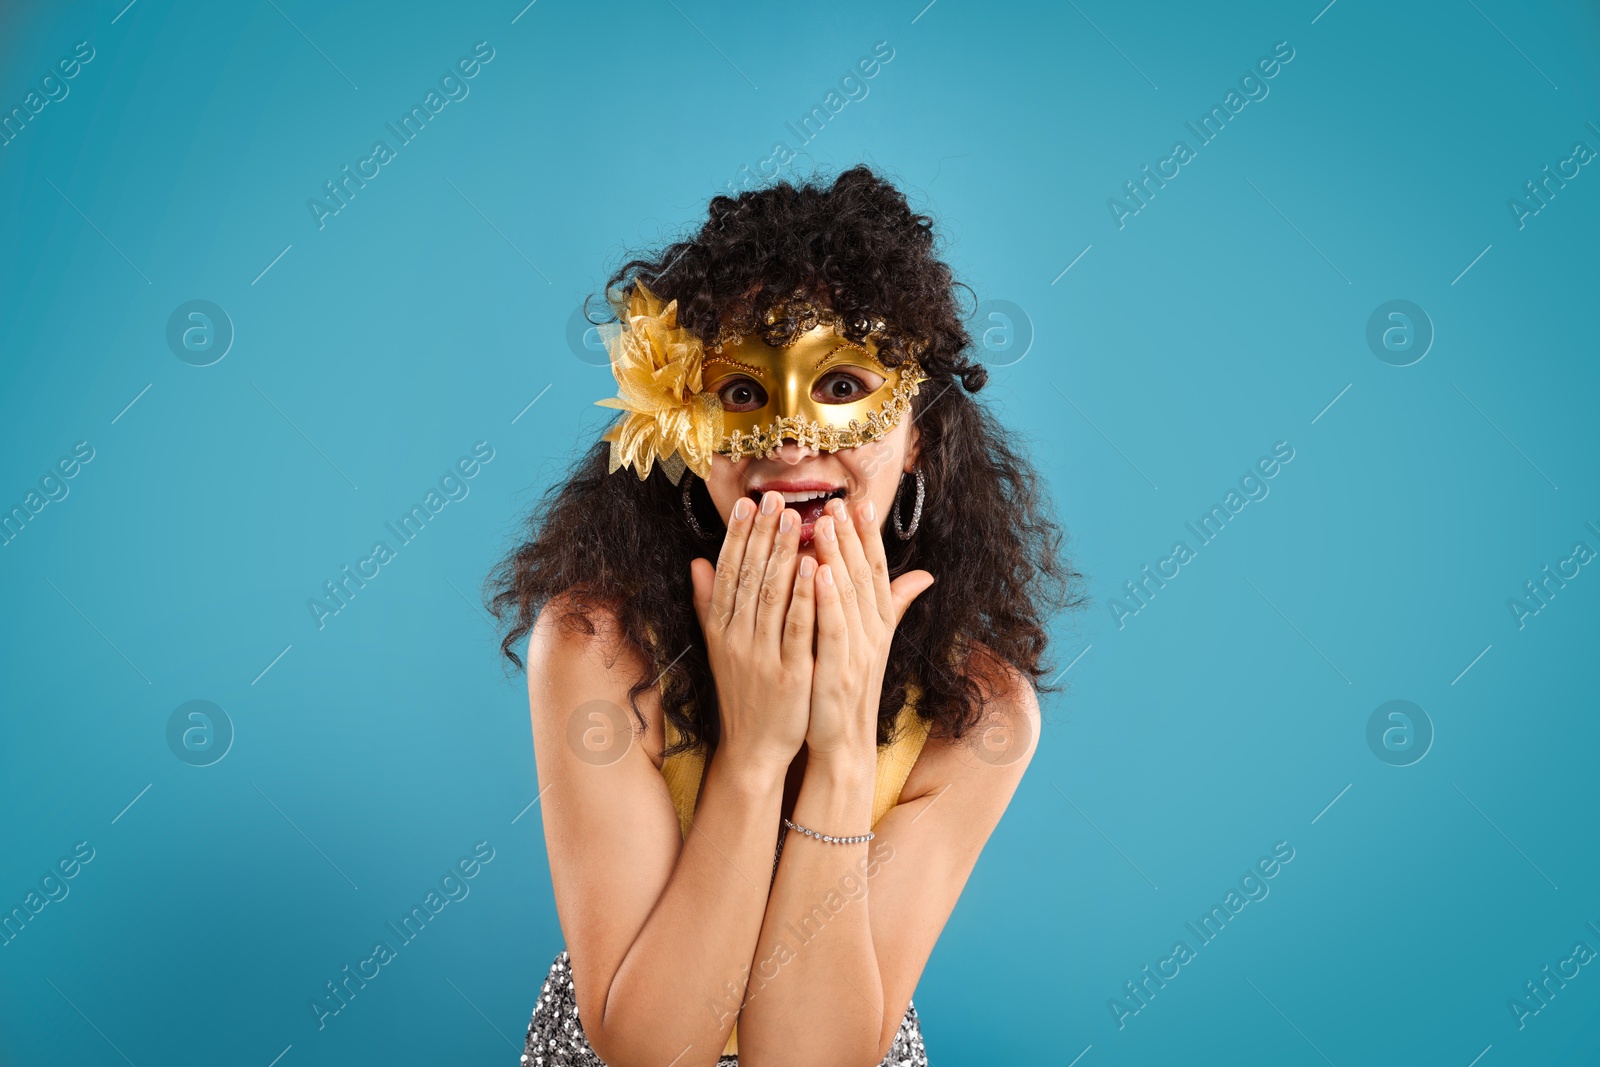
[{"x1": 774, "y1": 439, "x2": 819, "y2": 465}]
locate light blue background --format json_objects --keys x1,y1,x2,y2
[{"x1": 2, "y1": 1, "x2": 1598, "y2": 1064}]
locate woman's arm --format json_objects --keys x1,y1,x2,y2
[
  {"x1": 860, "y1": 674, "x2": 1039, "y2": 1059},
  {"x1": 735, "y1": 498, "x2": 1040, "y2": 1066},
  {"x1": 527, "y1": 604, "x2": 781, "y2": 1067},
  {"x1": 736, "y1": 675, "x2": 1039, "y2": 1066},
  {"x1": 733, "y1": 746, "x2": 880, "y2": 1064},
  {"x1": 529, "y1": 494, "x2": 815, "y2": 1067}
]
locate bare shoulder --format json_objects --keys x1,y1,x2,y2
[
  {"x1": 525, "y1": 590, "x2": 667, "y2": 770},
  {"x1": 965, "y1": 637, "x2": 1043, "y2": 760},
  {"x1": 526, "y1": 588, "x2": 631, "y2": 666},
  {"x1": 900, "y1": 638, "x2": 1041, "y2": 802}
]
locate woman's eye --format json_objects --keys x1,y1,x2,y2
[
  {"x1": 813, "y1": 370, "x2": 882, "y2": 404},
  {"x1": 716, "y1": 378, "x2": 767, "y2": 412}
]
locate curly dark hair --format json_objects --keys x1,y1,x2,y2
[{"x1": 489, "y1": 164, "x2": 1082, "y2": 755}]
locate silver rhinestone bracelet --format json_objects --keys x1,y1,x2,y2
[{"x1": 782, "y1": 816, "x2": 873, "y2": 845}]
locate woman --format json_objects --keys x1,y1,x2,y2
[{"x1": 490, "y1": 166, "x2": 1078, "y2": 1066}]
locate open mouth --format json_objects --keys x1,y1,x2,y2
[{"x1": 747, "y1": 486, "x2": 847, "y2": 544}]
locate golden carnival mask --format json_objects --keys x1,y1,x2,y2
[{"x1": 594, "y1": 283, "x2": 927, "y2": 484}]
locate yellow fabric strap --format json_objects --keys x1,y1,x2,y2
[
  {"x1": 661, "y1": 692, "x2": 932, "y2": 839},
  {"x1": 658, "y1": 685, "x2": 932, "y2": 1055}
]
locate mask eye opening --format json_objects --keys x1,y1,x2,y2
[
  {"x1": 716, "y1": 375, "x2": 767, "y2": 412},
  {"x1": 812, "y1": 368, "x2": 885, "y2": 404}
]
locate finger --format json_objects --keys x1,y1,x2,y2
[
  {"x1": 782, "y1": 553, "x2": 818, "y2": 670},
  {"x1": 813, "y1": 506, "x2": 864, "y2": 638},
  {"x1": 755, "y1": 507, "x2": 802, "y2": 649},
  {"x1": 731, "y1": 491, "x2": 784, "y2": 632},
  {"x1": 814, "y1": 561, "x2": 849, "y2": 671},
  {"x1": 691, "y1": 557, "x2": 716, "y2": 632},
  {"x1": 809, "y1": 513, "x2": 852, "y2": 630},
  {"x1": 827, "y1": 496, "x2": 880, "y2": 627},
  {"x1": 888, "y1": 569, "x2": 937, "y2": 627},
  {"x1": 711, "y1": 496, "x2": 756, "y2": 623},
  {"x1": 855, "y1": 498, "x2": 895, "y2": 626}
]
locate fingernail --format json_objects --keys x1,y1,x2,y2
[
  {"x1": 779, "y1": 510, "x2": 795, "y2": 533},
  {"x1": 819, "y1": 564, "x2": 834, "y2": 586},
  {"x1": 761, "y1": 492, "x2": 778, "y2": 515},
  {"x1": 863, "y1": 500, "x2": 876, "y2": 523},
  {"x1": 820, "y1": 517, "x2": 836, "y2": 542},
  {"x1": 733, "y1": 497, "x2": 752, "y2": 521},
  {"x1": 799, "y1": 556, "x2": 816, "y2": 577}
]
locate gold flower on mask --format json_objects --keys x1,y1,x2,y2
[{"x1": 593, "y1": 282, "x2": 724, "y2": 485}]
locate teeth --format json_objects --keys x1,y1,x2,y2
[{"x1": 755, "y1": 489, "x2": 840, "y2": 503}]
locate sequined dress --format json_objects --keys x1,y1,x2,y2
[
  {"x1": 520, "y1": 695, "x2": 935, "y2": 1066},
  {"x1": 520, "y1": 948, "x2": 929, "y2": 1067}
]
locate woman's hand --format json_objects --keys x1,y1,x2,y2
[
  {"x1": 691, "y1": 490, "x2": 818, "y2": 775},
  {"x1": 806, "y1": 496, "x2": 936, "y2": 768}
]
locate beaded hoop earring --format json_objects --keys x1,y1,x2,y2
[
  {"x1": 891, "y1": 466, "x2": 925, "y2": 541},
  {"x1": 681, "y1": 474, "x2": 717, "y2": 543}
]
